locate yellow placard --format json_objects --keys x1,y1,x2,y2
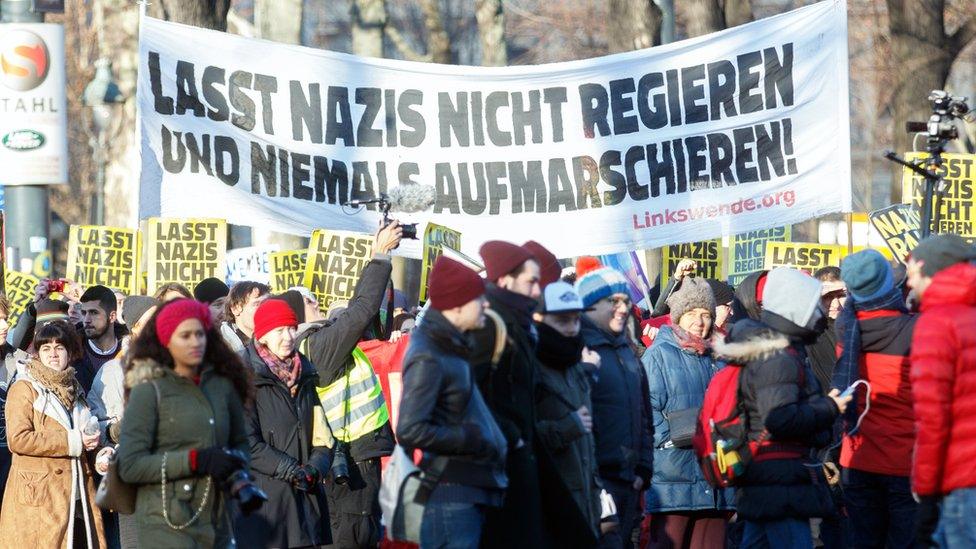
[
  {"x1": 269, "y1": 250, "x2": 308, "y2": 293},
  {"x1": 661, "y1": 239, "x2": 723, "y2": 288},
  {"x1": 763, "y1": 242, "x2": 893, "y2": 274},
  {"x1": 901, "y1": 152, "x2": 976, "y2": 241},
  {"x1": 728, "y1": 227, "x2": 792, "y2": 286},
  {"x1": 145, "y1": 218, "x2": 227, "y2": 294},
  {"x1": 303, "y1": 230, "x2": 374, "y2": 310},
  {"x1": 869, "y1": 205, "x2": 921, "y2": 265},
  {"x1": 419, "y1": 223, "x2": 462, "y2": 302},
  {"x1": 66, "y1": 225, "x2": 140, "y2": 294},
  {"x1": 4, "y1": 270, "x2": 39, "y2": 328}
]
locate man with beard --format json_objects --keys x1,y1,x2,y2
[{"x1": 76, "y1": 285, "x2": 126, "y2": 392}]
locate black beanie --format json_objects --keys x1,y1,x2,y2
[
  {"x1": 911, "y1": 234, "x2": 976, "y2": 277},
  {"x1": 706, "y1": 278, "x2": 735, "y2": 306},
  {"x1": 194, "y1": 277, "x2": 230, "y2": 304},
  {"x1": 274, "y1": 290, "x2": 307, "y2": 324}
]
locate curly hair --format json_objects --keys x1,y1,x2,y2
[
  {"x1": 125, "y1": 299, "x2": 253, "y2": 404},
  {"x1": 34, "y1": 320, "x2": 83, "y2": 364}
]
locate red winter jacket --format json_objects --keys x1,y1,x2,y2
[{"x1": 910, "y1": 262, "x2": 976, "y2": 496}]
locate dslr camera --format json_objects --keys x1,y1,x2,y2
[{"x1": 331, "y1": 442, "x2": 351, "y2": 485}]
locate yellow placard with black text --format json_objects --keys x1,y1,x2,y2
[
  {"x1": 66, "y1": 225, "x2": 140, "y2": 294},
  {"x1": 269, "y1": 250, "x2": 307, "y2": 293},
  {"x1": 303, "y1": 230, "x2": 374, "y2": 310},
  {"x1": 901, "y1": 152, "x2": 976, "y2": 241},
  {"x1": 764, "y1": 242, "x2": 893, "y2": 274},
  {"x1": 4, "y1": 270, "x2": 39, "y2": 329},
  {"x1": 661, "y1": 239, "x2": 723, "y2": 288},
  {"x1": 146, "y1": 218, "x2": 227, "y2": 294},
  {"x1": 728, "y1": 227, "x2": 792, "y2": 286},
  {"x1": 869, "y1": 205, "x2": 921, "y2": 264},
  {"x1": 419, "y1": 223, "x2": 462, "y2": 302}
]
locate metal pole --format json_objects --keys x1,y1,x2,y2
[
  {"x1": 656, "y1": 0, "x2": 675, "y2": 44},
  {"x1": 1, "y1": 0, "x2": 50, "y2": 276}
]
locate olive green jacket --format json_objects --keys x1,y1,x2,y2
[{"x1": 117, "y1": 359, "x2": 249, "y2": 548}]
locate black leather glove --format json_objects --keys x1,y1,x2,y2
[
  {"x1": 915, "y1": 496, "x2": 941, "y2": 548},
  {"x1": 292, "y1": 464, "x2": 321, "y2": 492},
  {"x1": 194, "y1": 447, "x2": 245, "y2": 481}
]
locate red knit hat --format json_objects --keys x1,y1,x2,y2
[
  {"x1": 479, "y1": 240, "x2": 536, "y2": 283},
  {"x1": 155, "y1": 299, "x2": 212, "y2": 347},
  {"x1": 429, "y1": 256, "x2": 485, "y2": 311},
  {"x1": 523, "y1": 240, "x2": 560, "y2": 288},
  {"x1": 253, "y1": 298, "x2": 298, "y2": 342}
]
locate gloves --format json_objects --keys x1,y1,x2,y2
[
  {"x1": 192, "y1": 447, "x2": 245, "y2": 481},
  {"x1": 291, "y1": 464, "x2": 321, "y2": 492},
  {"x1": 915, "y1": 496, "x2": 941, "y2": 548}
]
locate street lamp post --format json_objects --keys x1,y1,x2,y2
[{"x1": 82, "y1": 58, "x2": 122, "y2": 226}]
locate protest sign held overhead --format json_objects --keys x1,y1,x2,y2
[
  {"x1": 728, "y1": 226, "x2": 791, "y2": 286},
  {"x1": 304, "y1": 230, "x2": 374, "y2": 309},
  {"x1": 661, "y1": 239, "x2": 723, "y2": 287},
  {"x1": 869, "y1": 204, "x2": 921, "y2": 264},
  {"x1": 65, "y1": 225, "x2": 140, "y2": 294},
  {"x1": 269, "y1": 249, "x2": 307, "y2": 293},
  {"x1": 764, "y1": 242, "x2": 844, "y2": 273},
  {"x1": 146, "y1": 218, "x2": 227, "y2": 293},
  {"x1": 5, "y1": 270, "x2": 38, "y2": 328},
  {"x1": 226, "y1": 245, "x2": 278, "y2": 285},
  {"x1": 901, "y1": 152, "x2": 975, "y2": 241},
  {"x1": 138, "y1": 0, "x2": 851, "y2": 259},
  {"x1": 598, "y1": 252, "x2": 652, "y2": 309},
  {"x1": 419, "y1": 223, "x2": 462, "y2": 302}
]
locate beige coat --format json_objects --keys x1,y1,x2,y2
[{"x1": 0, "y1": 364, "x2": 106, "y2": 548}]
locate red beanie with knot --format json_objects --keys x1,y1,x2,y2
[
  {"x1": 253, "y1": 299, "x2": 298, "y2": 342},
  {"x1": 479, "y1": 241, "x2": 535, "y2": 283},
  {"x1": 429, "y1": 256, "x2": 485, "y2": 311},
  {"x1": 523, "y1": 241, "x2": 560, "y2": 288},
  {"x1": 155, "y1": 299, "x2": 212, "y2": 347}
]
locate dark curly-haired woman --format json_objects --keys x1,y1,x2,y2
[{"x1": 117, "y1": 299, "x2": 253, "y2": 548}]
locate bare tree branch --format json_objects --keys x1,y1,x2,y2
[
  {"x1": 476, "y1": 0, "x2": 507, "y2": 66},
  {"x1": 949, "y1": 14, "x2": 976, "y2": 55}
]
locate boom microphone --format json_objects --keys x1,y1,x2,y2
[{"x1": 386, "y1": 184, "x2": 437, "y2": 213}]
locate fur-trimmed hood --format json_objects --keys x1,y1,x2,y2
[
  {"x1": 711, "y1": 319, "x2": 789, "y2": 363},
  {"x1": 123, "y1": 358, "x2": 170, "y2": 389}
]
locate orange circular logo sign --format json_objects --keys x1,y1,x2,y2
[{"x1": 0, "y1": 30, "x2": 50, "y2": 92}]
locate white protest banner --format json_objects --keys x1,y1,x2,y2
[
  {"x1": 137, "y1": 0, "x2": 850, "y2": 259},
  {"x1": 225, "y1": 245, "x2": 278, "y2": 285}
]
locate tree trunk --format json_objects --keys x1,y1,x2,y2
[
  {"x1": 423, "y1": 0, "x2": 451, "y2": 64},
  {"x1": 476, "y1": 0, "x2": 506, "y2": 66},
  {"x1": 151, "y1": 0, "x2": 231, "y2": 31},
  {"x1": 607, "y1": 0, "x2": 662, "y2": 54},
  {"x1": 684, "y1": 0, "x2": 725, "y2": 38},
  {"x1": 351, "y1": 0, "x2": 386, "y2": 58},
  {"x1": 723, "y1": 0, "x2": 753, "y2": 29},
  {"x1": 256, "y1": 0, "x2": 303, "y2": 45}
]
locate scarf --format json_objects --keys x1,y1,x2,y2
[
  {"x1": 830, "y1": 287, "x2": 907, "y2": 429},
  {"x1": 536, "y1": 322, "x2": 584, "y2": 371},
  {"x1": 255, "y1": 343, "x2": 302, "y2": 396},
  {"x1": 28, "y1": 360, "x2": 80, "y2": 411},
  {"x1": 486, "y1": 285, "x2": 538, "y2": 332},
  {"x1": 671, "y1": 325, "x2": 709, "y2": 355}
]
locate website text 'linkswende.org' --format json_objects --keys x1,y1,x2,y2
[{"x1": 632, "y1": 190, "x2": 797, "y2": 229}]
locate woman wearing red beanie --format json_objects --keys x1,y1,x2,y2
[
  {"x1": 233, "y1": 298, "x2": 334, "y2": 548},
  {"x1": 117, "y1": 299, "x2": 254, "y2": 548}
]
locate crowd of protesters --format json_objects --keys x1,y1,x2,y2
[{"x1": 0, "y1": 225, "x2": 974, "y2": 549}]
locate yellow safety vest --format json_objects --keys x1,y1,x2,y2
[{"x1": 316, "y1": 348, "x2": 389, "y2": 443}]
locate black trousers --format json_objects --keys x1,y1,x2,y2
[{"x1": 324, "y1": 457, "x2": 382, "y2": 549}]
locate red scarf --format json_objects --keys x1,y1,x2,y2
[
  {"x1": 255, "y1": 343, "x2": 302, "y2": 396},
  {"x1": 671, "y1": 325, "x2": 709, "y2": 356}
]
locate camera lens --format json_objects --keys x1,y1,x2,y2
[{"x1": 402, "y1": 223, "x2": 418, "y2": 240}]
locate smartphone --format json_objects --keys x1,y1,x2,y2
[{"x1": 839, "y1": 384, "x2": 857, "y2": 399}]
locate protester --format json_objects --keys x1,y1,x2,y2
[
  {"x1": 194, "y1": 277, "x2": 230, "y2": 304},
  {"x1": 221, "y1": 281, "x2": 271, "y2": 354},
  {"x1": 397, "y1": 256, "x2": 508, "y2": 548},
  {"x1": 0, "y1": 320, "x2": 105, "y2": 547},
  {"x1": 704, "y1": 278, "x2": 735, "y2": 334},
  {"x1": 829, "y1": 250, "x2": 917, "y2": 549},
  {"x1": 643, "y1": 277, "x2": 733, "y2": 548},
  {"x1": 301, "y1": 222, "x2": 401, "y2": 549},
  {"x1": 906, "y1": 234, "x2": 976, "y2": 547},
  {"x1": 288, "y1": 285, "x2": 327, "y2": 323},
  {"x1": 76, "y1": 285, "x2": 127, "y2": 392},
  {"x1": 118, "y1": 299, "x2": 252, "y2": 548},
  {"x1": 534, "y1": 281, "x2": 604, "y2": 545},
  {"x1": 524, "y1": 239, "x2": 562, "y2": 287},
  {"x1": 470, "y1": 240, "x2": 546, "y2": 548},
  {"x1": 806, "y1": 267, "x2": 847, "y2": 391},
  {"x1": 713, "y1": 268, "x2": 850, "y2": 547},
  {"x1": 577, "y1": 262, "x2": 653, "y2": 549},
  {"x1": 113, "y1": 290, "x2": 126, "y2": 317},
  {"x1": 652, "y1": 259, "x2": 697, "y2": 316},
  {"x1": 730, "y1": 270, "x2": 768, "y2": 322},
  {"x1": 13, "y1": 279, "x2": 80, "y2": 352},
  {"x1": 153, "y1": 282, "x2": 193, "y2": 302},
  {"x1": 236, "y1": 298, "x2": 333, "y2": 548},
  {"x1": 0, "y1": 294, "x2": 23, "y2": 513}
]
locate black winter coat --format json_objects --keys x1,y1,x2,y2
[
  {"x1": 714, "y1": 319, "x2": 839, "y2": 521},
  {"x1": 397, "y1": 309, "x2": 507, "y2": 492},
  {"x1": 236, "y1": 344, "x2": 333, "y2": 549},
  {"x1": 580, "y1": 317, "x2": 654, "y2": 485},
  {"x1": 302, "y1": 256, "x2": 395, "y2": 462}
]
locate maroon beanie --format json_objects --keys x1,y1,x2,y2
[
  {"x1": 479, "y1": 240, "x2": 536, "y2": 283},
  {"x1": 155, "y1": 299, "x2": 212, "y2": 347},
  {"x1": 253, "y1": 299, "x2": 298, "y2": 342},
  {"x1": 429, "y1": 256, "x2": 485, "y2": 311},
  {"x1": 523, "y1": 240, "x2": 560, "y2": 288}
]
